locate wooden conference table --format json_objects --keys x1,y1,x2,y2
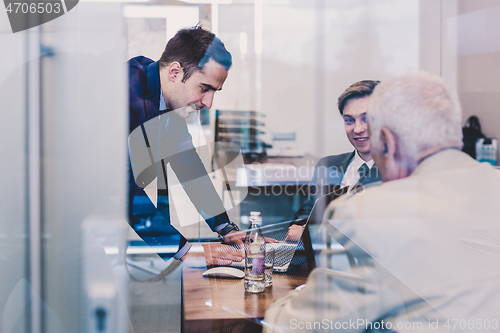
[{"x1": 182, "y1": 251, "x2": 310, "y2": 333}]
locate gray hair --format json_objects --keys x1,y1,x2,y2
[{"x1": 368, "y1": 71, "x2": 463, "y2": 165}]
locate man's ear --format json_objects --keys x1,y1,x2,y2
[
  {"x1": 168, "y1": 62, "x2": 182, "y2": 82},
  {"x1": 378, "y1": 127, "x2": 403, "y2": 182},
  {"x1": 380, "y1": 127, "x2": 396, "y2": 159}
]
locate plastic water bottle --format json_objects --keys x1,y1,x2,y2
[{"x1": 244, "y1": 211, "x2": 266, "y2": 293}]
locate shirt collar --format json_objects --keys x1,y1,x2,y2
[
  {"x1": 352, "y1": 150, "x2": 374, "y2": 170},
  {"x1": 159, "y1": 90, "x2": 167, "y2": 111}
]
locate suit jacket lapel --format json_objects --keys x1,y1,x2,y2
[
  {"x1": 339, "y1": 151, "x2": 356, "y2": 182},
  {"x1": 342, "y1": 151, "x2": 356, "y2": 170}
]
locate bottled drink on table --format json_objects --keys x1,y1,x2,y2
[{"x1": 244, "y1": 211, "x2": 266, "y2": 293}]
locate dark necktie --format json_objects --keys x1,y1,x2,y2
[{"x1": 357, "y1": 163, "x2": 370, "y2": 185}]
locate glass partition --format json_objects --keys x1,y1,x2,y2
[
  {"x1": 0, "y1": 19, "x2": 29, "y2": 333},
  {"x1": 2, "y1": 0, "x2": 500, "y2": 332},
  {"x1": 39, "y1": 3, "x2": 128, "y2": 333}
]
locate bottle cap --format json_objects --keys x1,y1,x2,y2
[{"x1": 249, "y1": 212, "x2": 262, "y2": 226}]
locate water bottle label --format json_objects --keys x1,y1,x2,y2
[{"x1": 252, "y1": 257, "x2": 264, "y2": 275}]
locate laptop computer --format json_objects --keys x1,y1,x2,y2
[{"x1": 232, "y1": 186, "x2": 348, "y2": 272}]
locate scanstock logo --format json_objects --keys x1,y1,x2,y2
[{"x1": 4, "y1": 0, "x2": 79, "y2": 33}]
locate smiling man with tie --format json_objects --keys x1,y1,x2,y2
[
  {"x1": 323, "y1": 80, "x2": 382, "y2": 191},
  {"x1": 286, "y1": 80, "x2": 382, "y2": 241}
]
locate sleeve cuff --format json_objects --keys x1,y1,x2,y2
[
  {"x1": 173, "y1": 241, "x2": 192, "y2": 260},
  {"x1": 290, "y1": 218, "x2": 307, "y2": 227},
  {"x1": 217, "y1": 221, "x2": 239, "y2": 237},
  {"x1": 213, "y1": 223, "x2": 226, "y2": 233}
]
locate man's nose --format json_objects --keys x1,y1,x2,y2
[
  {"x1": 201, "y1": 91, "x2": 215, "y2": 109},
  {"x1": 354, "y1": 121, "x2": 366, "y2": 134}
]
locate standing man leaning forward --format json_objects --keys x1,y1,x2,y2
[
  {"x1": 128, "y1": 26, "x2": 244, "y2": 263},
  {"x1": 266, "y1": 71, "x2": 500, "y2": 332},
  {"x1": 287, "y1": 80, "x2": 382, "y2": 241}
]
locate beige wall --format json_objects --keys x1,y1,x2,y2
[{"x1": 445, "y1": 0, "x2": 500, "y2": 162}]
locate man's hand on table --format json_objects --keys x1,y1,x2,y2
[
  {"x1": 285, "y1": 224, "x2": 304, "y2": 242},
  {"x1": 180, "y1": 229, "x2": 280, "y2": 264},
  {"x1": 264, "y1": 236, "x2": 279, "y2": 243},
  {"x1": 223, "y1": 230, "x2": 280, "y2": 247},
  {"x1": 222, "y1": 230, "x2": 245, "y2": 247},
  {"x1": 203, "y1": 243, "x2": 244, "y2": 266},
  {"x1": 203, "y1": 228, "x2": 280, "y2": 266}
]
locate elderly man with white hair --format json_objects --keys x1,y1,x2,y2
[{"x1": 264, "y1": 71, "x2": 500, "y2": 332}]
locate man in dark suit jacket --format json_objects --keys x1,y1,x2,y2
[
  {"x1": 287, "y1": 80, "x2": 382, "y2": 240},
  {"x1": 128, "y1": 27, "x2": 242, "y2": 261}
]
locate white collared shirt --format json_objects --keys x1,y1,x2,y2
[{"x1": 341, "y1": 151, "x2": 374, "y2": 190}]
